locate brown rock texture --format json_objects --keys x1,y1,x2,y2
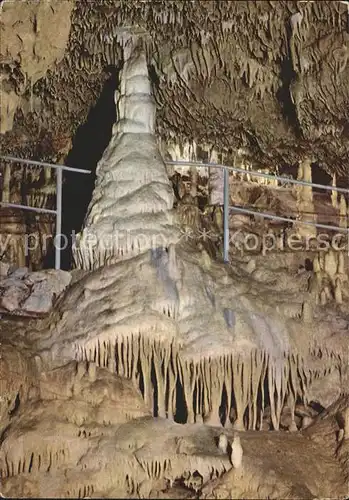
[
  {"x1": 0, "y1": 0, "x2": 74, "y2": 133},
  {"x1": 0, "y1": 2, "x2": 348, "y2": 498}
]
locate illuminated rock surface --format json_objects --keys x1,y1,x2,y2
[{"x1": 0, "y1": 2, "x2": 348, "y2": 498}]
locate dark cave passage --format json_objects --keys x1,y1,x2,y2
[
  {"x1": 277, "y1": 57, "x2": 301, "y2": 138},
  {"x1": 58, "y1": 69, "x2": 119, "y2": 270},
  {"x1": 311, "y1": 162, "x2": 332, "y2": 194},
  {"x1": 174, "y1": 376, "x2": 188, "y2": 424}
]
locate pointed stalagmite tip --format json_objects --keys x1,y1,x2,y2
[
  {"x1": 230, "y1": 432, "x2": 243, "y2": 469},
  {"x1": 301, "y1": 415, "x2": 314, "y2": 429},
  {"x1": 288, "y1": 421, "x2": 298, "y2": 432},
  {"x1": 217, "y1": 432, "x2": 229, "y2": 453}
]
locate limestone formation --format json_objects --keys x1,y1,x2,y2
[
  {"x1": 230, "y1": 433, "x2": 243, "y2": 469},
  {"x1": 0, "y1": 268, "x2": 71, "y2": 316},
  {"x1": 0, "y1": 2, "x2": 349, "y2": 499},
  {"x1": 73, "y1": 46, "x2": 181, "y2": 270}
]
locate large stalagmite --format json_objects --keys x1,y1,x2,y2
[
  {"x1": 1, "y1": 6, "x2": 349, "y2": 497},
  {"x1": 73, "y1": 45, "x2": 181, "y2": 270}
]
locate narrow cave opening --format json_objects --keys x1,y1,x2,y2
[
  {"x1": 9, "y1": 392, "x2": 20, "y2": 418},
  {"x1": 137, "y1": 358, "x2": 145, "y2": 399},
  {"x1": 174, "y1": 377, "x2": 188, "y2": 424},
  {"x1": 311, "y1": 162, "x2": 333, "y2": 223},
  {"x1": 150, "y1": 357, "x2": 159, "y2": 417},
  {"x1": 230, "y1": 386, "x2": 237, "y2": 427},
  {"x1": 262, "y1": 376, "x2": 271, "y2": 429},
  {"x1": 304, "y1": 258, "x2": 313, "y2": 271},
  {"x1": 277, "y1": 53, "x2": 301, "y2": 137},
  {"x1": 165, "y1": 370, "x2": 171, "y2": 417},
  {"x1": 279, "y1": 162, "x2": 298, "y2": 179},
  {"x1": 28, "y1": 452, "x2": 34, "y2": 473},
  {"x1": 219, "y1": 383, "x2": 228, "y2": 426},
  {"x1": 311, "y1": 162, "x2": 332, "y2": 194},
  {"x1": 56, "y1": 69, "x2": 119, "y2": 270},
  {"x1": 193, "y1": 384, "x2": 198, "y2": 416}
]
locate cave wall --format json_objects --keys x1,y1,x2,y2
[
  {"x1": 1, "y1": 0, "x2": 348, "y2": 178},
  {"x1": 0, "y1": 1, "x2": 348, "y2": 270}
]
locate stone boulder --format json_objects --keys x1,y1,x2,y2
[{"x1": 0, "y1": 268, "x2": 71, "y2": 316}]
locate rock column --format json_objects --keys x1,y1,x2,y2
[{"x1": 73, "y1": 44, "x2": 180, "y2": 270}]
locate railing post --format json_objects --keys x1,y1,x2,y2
[
  {"x1": 223, "y1": 167, "x2": 229, "y2": 263},
  {"x1": 55, "y1": 165, "x2": 63, "y2": 270}
]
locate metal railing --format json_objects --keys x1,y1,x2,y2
[
  {"x1": 165, "y1": 160, "x2": 349, "y2": 263},
  {"x1": 0, "y1": 155, "x2": 91, "y2": 270},
  {"x1": 0, "y1": 155, "x2": 347, "y2": 269},
  {"x1": 165, "y1": 160, "x2": 349, "y2": 193}
]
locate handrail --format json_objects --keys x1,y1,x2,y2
[
  {"x1": 165, "y1": 159, "x2": 348, "y2": 261},
  {"x1": 230, "y1": 206, "x2": 348, "y2": 233},
  {"x1": 0, "y1": 155, "x2": 91, "y2": 269},
  {"x1": 0, "y1": 202, "x2": 57, "y2": 215},
  {"x1": 165, "y1": 160, "x2": 349, "y2": 194},
  {"x1": 0, "y1": 155, "x2": 91, "y2": 174},
  {"x1": 0, "y1": 156, "x2": 347, "y2": 268}
]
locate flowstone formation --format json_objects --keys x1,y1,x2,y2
[
  {"x1": 0, "y1": 44, "x2": 348, "y2": 499},
  {"x1": 73, "y1": 47, "x2": 181, "y2": 270}
]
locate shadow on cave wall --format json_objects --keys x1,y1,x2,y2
[{"x1": 51, "y1": 69, "x2": 119, "y2": 270}]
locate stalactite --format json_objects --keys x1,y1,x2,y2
[
  {"x1": 117, "y1": 340, "x2": 124, "y2": 378},
  {"x1": 241, "y1": 354, "x2": 252, "y2": 428},
  {"x1": 257, "y1": 353, "x2": 267, "y2": 430},
  {"x1": 232, "y1": 355, "x2": 245, "y2": 430},
  {"x1": 295, "y1": 158, "x2": 317, "y2": 238},
  {"x1": 268, "y1": 360, "x2": 278, "y2": 430},
  {"x1": 131, "y1": 337, "x2": 139, "y2": 382},
  {"x1": 278, "y1": 359, "x2": 289, "y2": 429},
  {"x1": 141, "y1": 338, "x2": 153, "y2": 411},
  {"x1": 331, "y1": 173, "x2": 338, "y2": 209},
  {"x1": 208, "y1": 359, "x2": 224, "y2": 427},
  {"x1": 180, "y1": 361, "x2": 196, "y2": 424},
  {"x1": 297, "y1": 355, "x2": 309, "y2": 404},
  {"x1": 339, "y1": 195, "x2": 348, "y2": 229},
  {"x1": 125, "y1": 336, "x2": 130, "y2": 379},
  {"x1": 199, "y1": 359, "x2": 210, "y2": 423},
  {"x1": 153, "y1": 344, "x2": 165, "y2": 417},
  {"x1": 250, "y1": 350, "x2": 264, "y2": 430}
]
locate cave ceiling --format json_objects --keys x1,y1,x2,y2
[{"x1": 1, "y1": 0, "x2": 349, "y2": 180}]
